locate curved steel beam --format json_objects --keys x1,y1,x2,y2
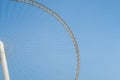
[{"x1": 12, "y1": 0, "x2": 80, "y2": 80}]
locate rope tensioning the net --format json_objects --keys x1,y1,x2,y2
[{"x1": 11, "y1": 0, "x2": 80, "y2": 80}]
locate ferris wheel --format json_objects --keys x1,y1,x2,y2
[{"x1": 0, "y1": 0, "x2": 80, "y2": 80}]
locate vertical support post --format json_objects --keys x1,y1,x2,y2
[{"x1": 0, "y1": 41, "x2": 10, "y2": 80}]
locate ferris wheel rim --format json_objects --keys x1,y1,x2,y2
[{"x1": 10, "y1": 0, "x2": 80, "y2": 80}]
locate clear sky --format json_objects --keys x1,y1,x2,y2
[{"x1": 0, "y1": 0, "x2": 120, "y2": 80}]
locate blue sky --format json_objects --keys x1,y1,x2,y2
[{"x1": 0, "y1": 0, "x2": 120, "y2": 80}]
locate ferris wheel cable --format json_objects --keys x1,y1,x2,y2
[
  {"x1": 8, "y1": 1, "x2": 17, "y2": 21},
  {"x1": 5, "y1": 1, "x2": 10, "y2": 27},
  {"x1": 11, "y1": 0, "x2": 80, "y2": 80},
  {"x1": 0, "y1": 1, "x2": 2, "y2": 24}
]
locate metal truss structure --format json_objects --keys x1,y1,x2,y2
[{"x1": 0, "y1": 0, "x2": 80, "y2": 80}]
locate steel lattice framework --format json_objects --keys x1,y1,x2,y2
[{"x1": 11, "y1": 0, "x2": 80, "y2": 80}]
